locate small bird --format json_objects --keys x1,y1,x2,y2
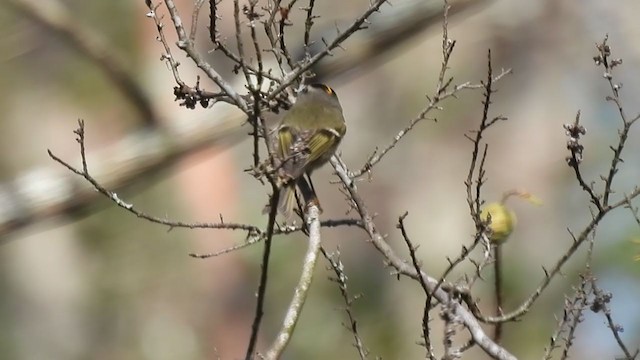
[{"x1": 273, "y1": 83, "x2": 346, "y2": 218}]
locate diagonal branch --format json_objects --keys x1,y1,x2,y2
[
  {"x1": 6, "y1": 0, "x2": 160, "y2": 127},
  {"x1": 266, "y1": 0, "x2": 390, "y2": 100},
  {"x1": 330, "y1": 156, "x2": 516, "y2": 360}
]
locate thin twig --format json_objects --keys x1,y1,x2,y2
[
  {"x1": 483, "y1": 37, "x2": 640, "y2": 324},
  {"x1": 264, "y1": 204, "x2": 322, "y2": 360},
  {"x1": 233, "y1": 0, "x2": 252, "y2": 86},
  {"x1": 465, "y1": 50, "x2": 501, "y2": 221},
  {"x1": 565, "y1": 111, "x2": 603, "y2": 211},
  {"x1": 245, "y1": 0, "x2": 269, "y2": 170},
  {"x1": 590, "y1": 279, "x2": 639, "y2": 360},
  {"x1": 351, "y1": 1, "x2": 510, "y2": 178},
  {"x1": 266, "y1": 0, "x2": 390, "y2": 101},
  {"x1": 397, "y1": 212, "x2": 437, "y2": 360},
  {"x1": 277, "y1": 1, "x2": 297, "y2": 70},
  {"x1": 322, "y1": 248, "x2": 369, "y2": 360},
  {"x1": 596, "y1": 36, "x2": 635, "y2": 207},
  {"x1": 245, "y1": 186, "x2": 280, "y2": 360},
  {"x1": 352, "y1": 67, "x2": 511, "y2": 177},
  {"x1": 190, "y1": 0, "x2": 206, "y2": 42},
  {"x1": 189, "y1": 218, "x2": 363, "y2": 258},
  {"x1": 543, "y1": 295, "x2": 578, "y2": 359},
  {"x1": 47, "y1": 120, "x2": 258, "y2": 234},
  {"x1": 441, "y1": 297, "x2": 462, "y2": 360},
  {"x1": 262, "y1": 0, "x2": 289, "y2": 76},
  {"x1": 559, "y1": 275, "x2": 590, "y2": 360},
  {"x1": 163, "y1": 0, "x2": 249, "y2": 112},
  {"x1": 208, "y1": 0, "x2": 219, "y2": 43},
  {"x1": 303, "y1": 0, "x2": 317, "y2": 58},
  {"x1": 493, "y1": 245, "x2": 503, "y2": 342},
  {"x1": 330, "y1": 156, "x2": 516, "y2": 360},
  {"x1": 424, "y1": 43, "x2": 507, "y2": 332},
  {"x1": 148, "y1": 1, "x2": 234, "y2": 108}
]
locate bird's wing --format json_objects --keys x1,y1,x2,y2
[{"x1": 277, "y1": 127, "x2": 341, "y2": 181}]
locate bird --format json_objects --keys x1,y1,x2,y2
[{"x1": 273, "y1": 83, "x2": 346, "y2": 218}]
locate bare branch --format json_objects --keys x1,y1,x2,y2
[
  {"x1": 331, "y1": 156, "x2": 516, "y2": 360},
  {"x1": 323, "y1": 248, "x2": 369, "y2": 359},
  {"x1": 245, "y1": 185, "x2": 280, "y2": 360},
  {"x1": 208, "y1": 0, "x2": 220, "y2": 43},
  {"x1": 397, "y1": 212, "x2": 437, "y2": 360},
  {"x1": 303, "y1": 0, "x2": 317, "y2": 58},
  {"x1": 276, "y1": 2, "x2": 297, "y2": 70},
  {"x1": 595, "y1": 36, "x2": 636, "y2": 207},
  {"x1": 147, "y1": 1, "x2": 234, "y2": 108},
  {"x1": 352, "y1": 67, "x2": 511, "y2": 177},
  {"x1": 264, "y1": 204, "x2": 322, "y2": 359},
  {"x1": 162, "y1": 0, "x2": 249, "y2": 112},
  {"x1": 47, "y1": 120, "x2": 256, "y2": 233},
  {"x1": 233, "y1": 0, "x2": 252, "y2": 86},
  {"x1": 483, "y1": 37, "x2": 640, "y2": 324},
  {"x1": 266, "y1": 0, "x2": 390, "y2": 100},
  {"x1": 190, "y1": 0, "x2": 206, "y2": 42},
  {"x1": 189, "y1": 218, "x2": 363, "y2": 259},
  {"x1": 564, "y1": 111, "x2": 603, "y2": 211},
  {"x1": 590, "y1": 279, "x2": 639, "y2": 360}
]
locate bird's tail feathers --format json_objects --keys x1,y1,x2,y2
[{"x1": 277, "y1": 185, "x2": 297, "y2": 220}]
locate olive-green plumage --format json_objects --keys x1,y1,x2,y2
[{"x1": 275, "y1": 83, "x2": 346, "y2": 217}]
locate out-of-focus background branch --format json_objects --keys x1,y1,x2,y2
[
  {"x1": 1, "y1": 0, "x2": 639, "y2": 359},
  {"x1": 0, "y1": 0, "x2": 480, "y2": 238}
]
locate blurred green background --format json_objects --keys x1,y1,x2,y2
[{"x1": 1, "y1": 0, "x2": 639, "y2": 359}]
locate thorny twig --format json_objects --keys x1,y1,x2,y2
[
  {"x1": 159, "y1": 0, "x2": 249, "y2": 111},
  {"x1": 48, "y1": 120, "x2": 258, "y2": 234},
  {"x1": 481, "y1": 36, "x2": 640, "y2": 325},
  {"x1": 590, "y1": 279, "x2": 639, "y2": 360},
  {"x1": 189, "y1": 218, "x2": 363, "y2": 259},
  {"x1": 303, "y1": 0, "x2": 318, "y2": 58},
  {"x1": 331, "y1": 155, "x2": 517, "y2": 360},
  {"x1": 266, "y1": 0, "x2": 390, "y2": 101},
  {"x1": 146, "y1": 1, "x2": 235, "y2": 109},
  {"x1": 421, "y1": 47, "x2": 507, "y2": 342},
  {"x1": 397, "y1": 212, "x2": 436, "y2": 360},
  {"x1": 351, "y1": 7, "x2": 511, "y2": 179},
  {"x1": 560, "y1": 275, "x2": 591, "y2": 360},
  {"x1": 543, "y1": 285, "x2": 588, "y2": 359},
  {"x1": 323, "y1": 248, "x2": 369, "y2": 360}
]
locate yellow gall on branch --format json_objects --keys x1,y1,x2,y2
[
  {"x1": 481, "y1": 203, "x2": 516, "y2": 244},
  {"x1": 481, "y1": 190, "x2": 542, "y2": 244}
]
